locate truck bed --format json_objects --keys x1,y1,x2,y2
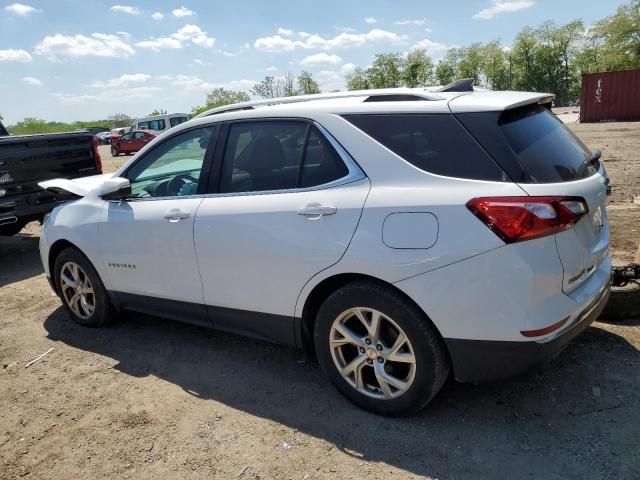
[{"x1": 0, "y1": 126, "x2": 101, "y2": 234}]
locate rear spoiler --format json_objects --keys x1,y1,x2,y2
[{"x1": 448, "y1": 91, "x2": 555, "y2": 113}]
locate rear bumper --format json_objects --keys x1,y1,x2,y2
[
  {"x1": 0, "y1": 190, "x2": 59, "y2": 226},
  {"x1": 445, "y1": 285, "x2": 610, "y2": 383}
]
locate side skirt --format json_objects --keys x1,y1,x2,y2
[{"x1": 109, "y1": 291, "x2": 299, "y2": 348}]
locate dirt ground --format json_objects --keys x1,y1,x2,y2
[{"x1": 1, "y1": 122, "x2": 639, "y2": 479}]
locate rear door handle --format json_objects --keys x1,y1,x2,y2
[
  {"x1": 297, "y1": 204, "x2": 337, "y2": 218},
  {"x1": 164, "y1": 209, "x2": 190, "y2": 222}
]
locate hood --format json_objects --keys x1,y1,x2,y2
[{"x1": 39, "y1": 173, "x2": 115, "y2": 197}]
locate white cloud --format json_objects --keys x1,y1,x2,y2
[
  {"x1": 110, "y1": 5, "x2": 140, "y2": 15},
  {"x1": 54, "y1": 86, "x2": 161, "y2": 104},
  {"x1": 473, "y1": 1, "x2": 534, "y2": 19},
  {"x1": 277, "y1": 27, "x2": 293, "y2": 36},
  {"x1": 193, "y1": 58, "x2": 207, "y2": 65},
  {"x1": 255, "y1": 28, "x2": 406, "y2": 53},
  {"x1": 34, "y1": 33, "x2": 135, "y2": 60},
  {"x1": 395, "y1": 19, "x2": 425, "y2": 26},
  {"x1": 300, "y1": 53, "x2": 342, "y2": 67},
  {"x1": 88, "y1": 73, "x2": 151, "y2": 88},
  {"x1": 340, "y1": 63, "x2": 356, "y2": 74},
  {"x1": 136, "y1": 24, "x2": 215, "y2": 50},
  {"x1": 172, "y1": 6, "x2": 195, "y2": 17},
  {"x1": 151, "y1": 11, "x2": 163, "y2": 20},
  {"x1": 5, "y1": 3, "x2": 40, "y2": 16},
  {"x1": 411, "y1": 38, "x2": 448, "y2": 55},
  {"x1": 263, "y1": 66, "x2": 278, "y2": 72},
  {"x1": 158, "y1": 75, "x2": 254, "y2": 93},
  {"x1": 22, "y1": 76, "x2": 42, "y2": 87},
  {"x1": 364, "y1": 17, "x2": 376, "y2": 24},
  {"x1": 0, "y1": 49, "x2": 33, "y2": 62}
]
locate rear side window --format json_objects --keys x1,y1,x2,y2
[
  {"x1": 170, "y1": 116, "x2": 188, "y2": 127},
  {"x1": 300, "y1": 128, "x2": 349, "y2": 188},
  {"x1": 499, "y1": 106, "x2": 597, "y2": 183},
  {"x1": 220, "y1": 122, "x2": 351, "y2": 193},
  {"x1": 344, "y1": 114, "x2": 505, "y2": 181}
]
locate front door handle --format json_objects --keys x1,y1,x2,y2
[
  {"x1": 297, "y1": 204, "x2": 337, "y2": 218},
  {"x1": 164, "y1": 209, "x2": 190, "y2": 222}
]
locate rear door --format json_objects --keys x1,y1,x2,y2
[
  {"x1": 496, "y1": 105, "x2": 609, "y2": 292},
  {"x1": 193, "y1": 120, "x2": 369, "y2": 344}
]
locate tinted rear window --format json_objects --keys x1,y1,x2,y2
[
  {"x1": 499, "y1": 106, "x2": 597, "y2": 182},
  {"x1": 344, "y1": 114, "x2": 506, "y2": 181}
]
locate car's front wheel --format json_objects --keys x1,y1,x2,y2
[
  {"x1": 111, "y1": 146, "x2": 118, "y2": 156},
  {"x1": 314, "y1": 281, "x2": 450, "y2": 416},
  {"x1": 53, "y1": 247, "x2": 116, "y2": 327}
]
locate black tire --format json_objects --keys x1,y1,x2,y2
[
  {"x1": 53, "y1": 247, "x2": 117, "y2": 327},
  {"x1": 314, "y1": 280, "x2": 450, "y2": 416},
  {"x1": 111, "y1": 147, "x2": 118, "y2": 156},
  {"x1": 599, "y1": 283, "x2": 640, "y2": 322}
]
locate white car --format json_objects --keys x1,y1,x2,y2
[
  {"x1": 39, "y1": 86, "x2": 610, "y2": 415},
  {"x1": 130, "y1": 113, "x2": 189, "y2": 135}
]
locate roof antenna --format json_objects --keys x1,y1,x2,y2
[{"x1": 437, "y1": 78, "x2": 475, "y2": 92}]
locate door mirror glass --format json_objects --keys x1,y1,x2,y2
[{"x1": 99, "y1": 177, "x2": 132, "y2": 200}]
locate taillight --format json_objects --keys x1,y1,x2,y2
[
  {"x1": 91, "y1": 137, "x2": 103, "y2": 173},
  {"x1": 466, "y1": 196, "x2": 588, "y2": 244}
]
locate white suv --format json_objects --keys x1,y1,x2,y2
[{"x1": 40, "y1": 86, "x2": 610, "y2": 415}]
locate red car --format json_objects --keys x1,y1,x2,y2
[{"x1": 110, "y1": 130, "x2": 156, "y2": 156}]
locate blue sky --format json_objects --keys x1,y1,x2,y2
[{"x1": 0, "y1": 0, "x2": 625, "y2": 124}]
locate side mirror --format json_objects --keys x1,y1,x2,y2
[{"x1": 99, "y1": 177, "x2": 132, "y2": 201}]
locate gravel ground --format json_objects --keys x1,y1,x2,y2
[{"x1": 1, "y1": 122, "x2": 639, "y2": 479}]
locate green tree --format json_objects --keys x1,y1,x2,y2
[
  {"x1": 435, "y1": 48, "x2": 461, "y2": 85},
  {"x1": 252, "y1": 73, "x2": 297, "y2": 98},
  {"x1": 367, "y1": 53, "x2": 405, "y2": 88},
  {"x1": 191, "y1": 88, "x2": 250, "y2": 116},
  {"x1": 584, "y1": 0, "x2": 640, "y2": 71},
  {"x1": 148, "y1": 109, "x2": 167, "y2": 116},
  {"x1": 403, "y1": 49, "x2": 434, "y2": 87},
  {"x1": 297, "y1": 71, "x2": 321, "y2": 95},
  {"x1": 457, "y1": 43, "x2": 484, "y2": 84},
  {"x1": 108, "y1": 113, "x2": 134, "y2": 128},
  {"x1": 345, "y1": 67, "x2": 370, "y2": 90},
  {"x1": 481, "y1": 41, "x2": 511, "y2": 90}
]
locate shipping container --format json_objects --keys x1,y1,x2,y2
[{"x1": 580, "y1": 69, "x2": 640, "y2": 123}]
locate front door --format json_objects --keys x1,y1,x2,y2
[
  {"x1": 99, "y1": 126, "x2": 218, "y2": 316},
  {"x1": 194, "y1": 120, "x2": 369, "y2": 344}
]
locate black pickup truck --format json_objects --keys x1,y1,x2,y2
[{"x1": 0, "y1": 119, "x2": 102, "y2": 235}]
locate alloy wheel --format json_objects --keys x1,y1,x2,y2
[
  {"x1": 60, "y1": 262, "x2": 95, "y2": 320},
  {"x1": 329, "y1": 307, "x2": 416, "y2": 400}
]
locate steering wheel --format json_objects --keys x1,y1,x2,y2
[{"x1": 166, "y1": 173, "x2": 199, "y2": 196}]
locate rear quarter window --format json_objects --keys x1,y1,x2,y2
[{"x1": 343, "y1": 114, "x2": 506, "y2": 181}]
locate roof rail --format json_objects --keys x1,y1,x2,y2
[{"x1": 194, "y1": 88, "x2": 445, "y2": 118}]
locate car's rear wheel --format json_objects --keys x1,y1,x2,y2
[
  {"x1": 53, "y1": 247, "x2": 116, "y2": 327},
  {"x1": 314, "y1": 280, "x2": 450, "y2": 416}
]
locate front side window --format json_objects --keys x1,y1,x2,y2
[
  {"x1": 133, "y1": 132, "x2": 146, "y2": 140},
  {"x1": 126, "y1": 127, "x2": 215, "y2": 198},
  {"x1": 121, "y1": 132, "x2": 133, "y2": 141},
  {"x1": 220, "y1": 122, "x2": 350, "y2": 193}
]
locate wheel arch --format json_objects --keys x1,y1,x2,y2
[
  {"x1": 48, "y1": 239, "x2": 83, "y2": 293},
  {"x1": 299, "y1": 272, "x2": 450, "y2": 361}
]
